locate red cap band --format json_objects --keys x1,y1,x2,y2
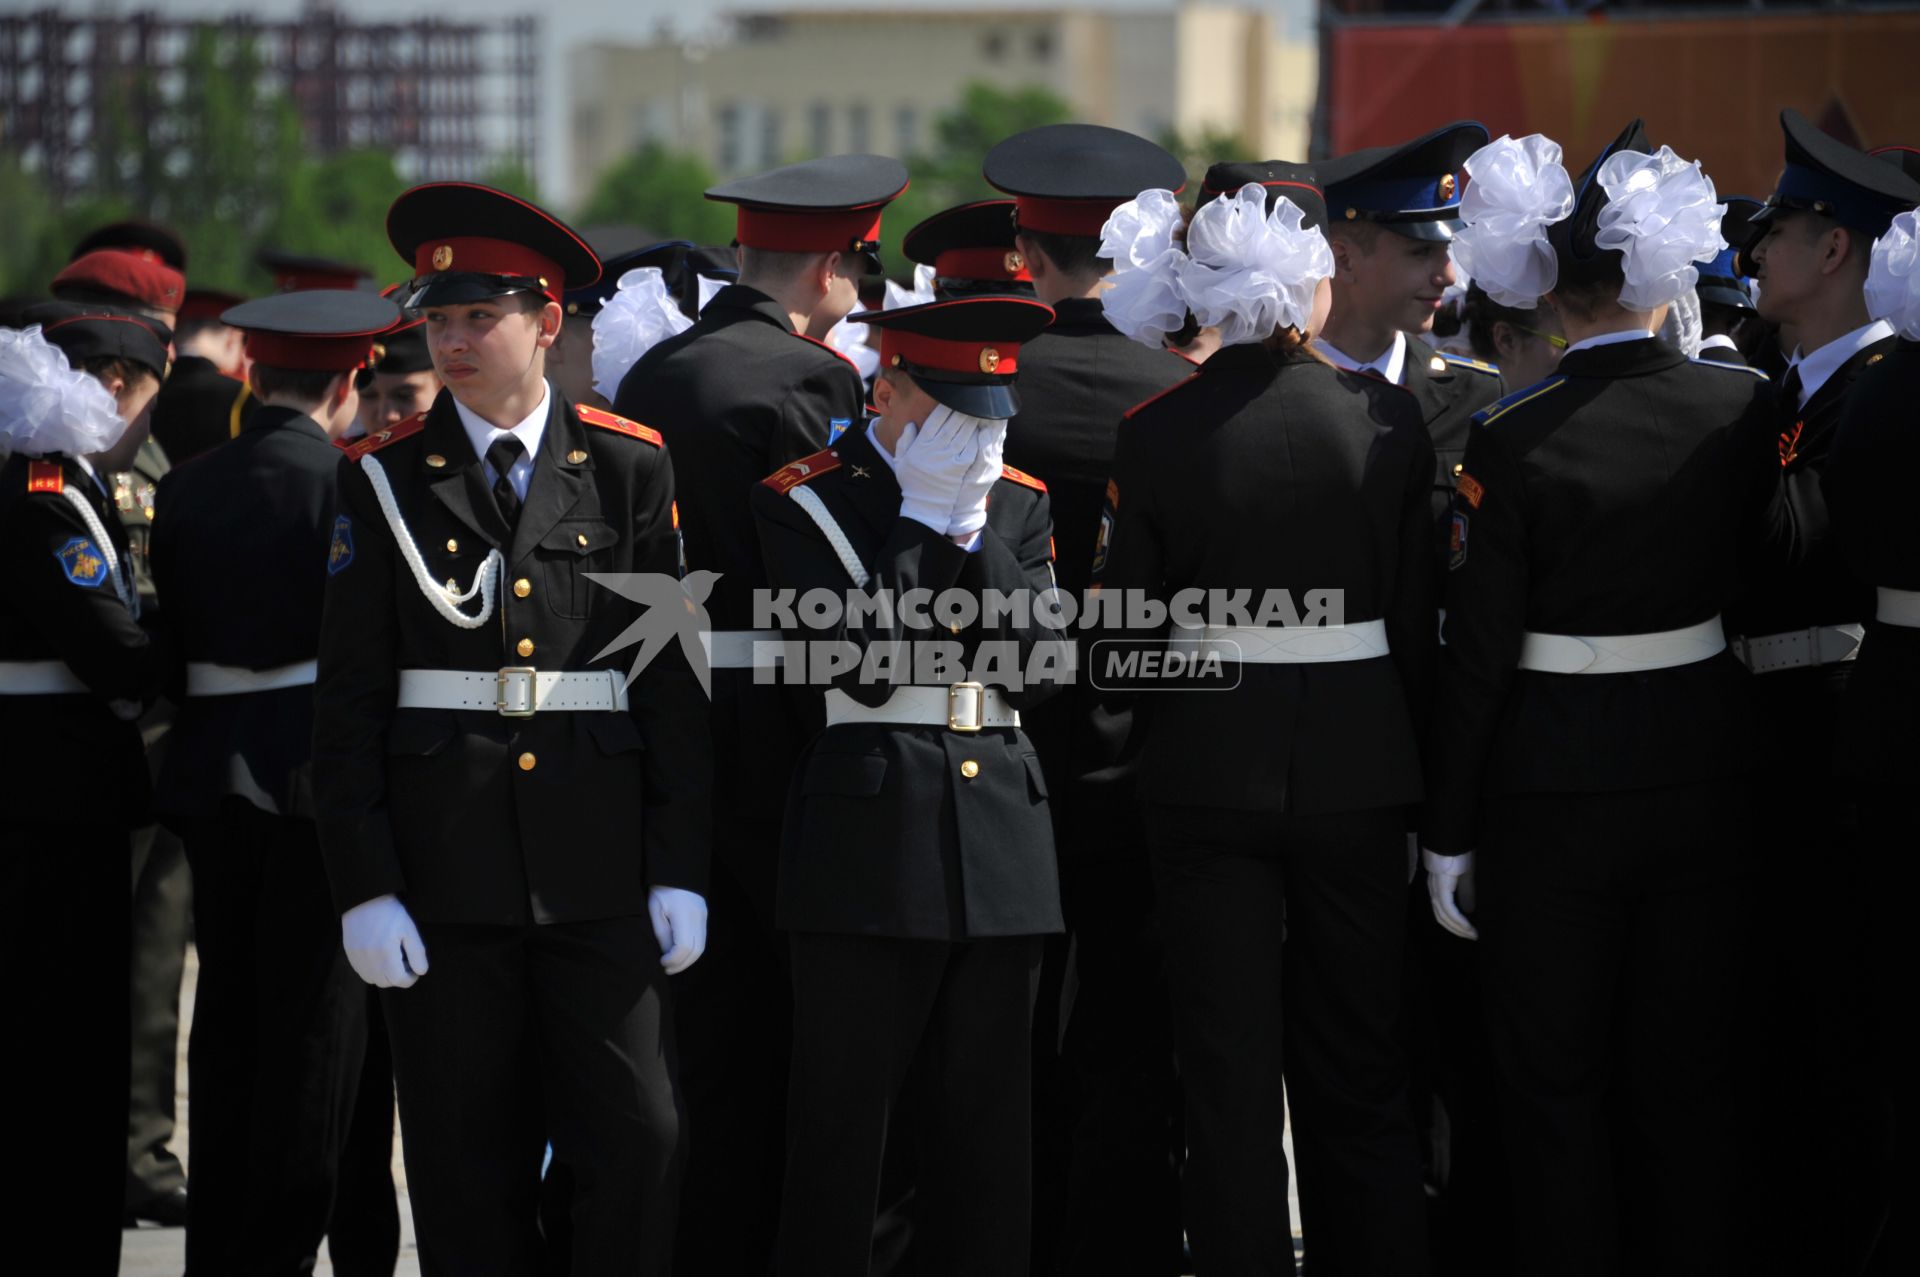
[
  {"x1": 933, "y1": 247, "x2": 1032, "y2": 283},
  {"x1": 273, "y1": 267, "x2": 366, "y2": 292},
  {"x1": 734, "y1": 205, "x2": 885, "y2": 254},
  {"x1": 412, "y1": 236, "x2": 567, "y2": 301},
  {"x1": 880, "y1": 330, "x2": 1022, "y2": 377},
  {"x1": 51, "y1": 249, "x2": 185, "y2": 310},
  {"x1": 1013, "y1": 196, "x2": 1121, "y2": 238},
  {"x1": 243, "y1": 331, "x2": 380, "y2": 372}
]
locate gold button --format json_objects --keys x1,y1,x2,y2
[
  {"x1": 567, "y1": 449, "x2": 589, "y2": 464},
  {"x1": 1429, "y1": 355, "x2": 1448, "y2": 372},
  {"x1": 446, "y1": 538, "x2": 459, "y2": 553},
  {"x1": 1452, "y1": 463, "x2": 1464, "y2": 477},
  {"x1": 960, "y1": 760, "x2": 980, "y2": 779},
  {"x1": 514, "y1": 578, "x2": 531, "y2": 598},
  {"x1": 517, "y1": 638, "x2": 534, "y2": 658},
  {"x1": 425, "y1": 454, "x2": 447, "y2": 468},
  {"x1": 576, "y1": 533, "x2": 589, "y2": 547},
  {"x1": 518, "y1": 752, "x2": 537, "y2": 772},
  {"x1": 445, "y1": 578, "x2": 457, "y2": 591}
]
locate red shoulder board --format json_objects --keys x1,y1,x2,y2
[
  {"x1": 761, "y1": 448, "x2": 844, "y2": 493},
  {"x1": 578, "y1": 404, "x2": 663, "y2": 446},
  {"x1": 342, "y1": 415, "x2": 427, "y2": 461},
  {"x1": 795, "y1": 332, "x2": 860, "y2": 374},
  {"x1": 999, "y1": 464, "x2": 1047, "y2": 493},
  {"x1": 1122, "y1": 372, "x2": 1201, "y2": 421},
  {"x1": 26, "y1": 460, "x2": 64, "y2": 495}
]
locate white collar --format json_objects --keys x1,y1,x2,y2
[
  {"x1": 1316, "y1": 330, "x2": 1407, "y2": 385},
  {"x1": 865, "y1": 420, "x2": 899, "y2": 475},
  {"x1": 452, "y1": 380, "x2": 551, "y2": 474},
  {"x1": 1788, "y1": 319, "x2": 1894, "y2": 410},
  {"x1": 1564, "y1": 326, "x2": 1655, "y2": 356},
  {"x1": 1696, "y1": 333, "x2": 1739, "y2": 354}
]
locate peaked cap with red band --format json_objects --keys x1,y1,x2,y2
[
  {"x1": 706, "y1": 154, "x2": 909, "y2": 277},
  {"x1": 984, "y1": 124, "x2": 1186, "y2": 239},
  {"x1": 24, "y1": 301, "x2": 173, "y2": 378},
  {"x1": 222, "y1": 289, "x2": 401, "y2": 373},
  {"x1": 387, "y1": 182, "x2": 601, "y2": 309},
  {"x1": 902, "y1": 200, "x2": 1036, "y2": 298},
  {"x1": 258, "y1": 248, "x2": 374, "y2": 293},
  {"x1": 51, "y1": 249, "x2": 186, "y2": 313},
  {"x1": 1196, "y1": 160, "x2": 1330, "y2": 232},
  {"x1": 178, "y1": 288, "x2": 248, "y2": 324},
  {"x1": 864, "y1": 296, "x2": 1055, "y2": 419}
]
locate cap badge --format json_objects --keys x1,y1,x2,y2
[
  {"x1": 432, "y1": 244, "x2": 454, "y2": 271},
  {"x1": 1438, "y1": 173, "x2": 1457, "y2": 201},
  {"x1": 1004, "y1": 251, "x2": 1025, "y2": 274},
  {"x1": 979, "y1": 347, "x2": 1001, "y2": 374}
]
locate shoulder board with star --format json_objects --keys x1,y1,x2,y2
[
  {"x1": 1687, "y1": 356, "x2": 1769, "y2": 381},
  {"x1": 998, "y1": 464, "x2": 1047, "y2": 493},
  {"x1": 26, "y1": 460, "x2": 64, "y2": 495},
  {"x1": 795, "y1": 332, "x2": 861, "y2": 374},
  {"x1": 577, "y1": 404, "x2": 664, "y2": 445},
  {"x1": 761, "y1": 448, "x2": 844, "y2": 492},
  {"x1": 342, "y1": 414, "x2": 427, "y2": 460},
  {"x1": 1472, "y1": 376, "x2": 1567, "y2": 427},
  {"x1": 1434, "y1": 352, "x2": 1500, "y2": 377},
  {"x1": 1122, "y1": 372, "x2": 1202, "y2": 421}
]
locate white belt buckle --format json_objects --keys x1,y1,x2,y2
[
  {"x1": 947, "y1": 681, "x2": 985, "y2": 733},
  {"x1": 496, "y1": 667, "x2": 538, "y2": 717}
]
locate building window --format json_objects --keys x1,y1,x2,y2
[
  {"x1": 716, "y1": 101, "x2": 743, "y2": 173},
  {"x1": 761, "y1": 109, "x2": 784, "y2": 169},
  {"x1": 809, "y1": 100, "x2": 831, "y2": 156},
  {"x1": 894, "y1": 105, "x2": 917, "y2": 157},
  {"x1": 982, "y1": 32, "x2": 1006, "y2": 61},
  {"x1": 848, "y1": 102, "x2": 871, "y2": 154},
  {"x1": 1032, "y1": 30, "x2": 1053, "y2": 62}
]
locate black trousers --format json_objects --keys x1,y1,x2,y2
[
  {"x1": 1, "y1": 820, "x2": 130, "y2": 1277},
  {"x1": 126, "y1": 818, "x2": 191, "y2": 1211},
  {"x1": 1146, "y1": 802, "x2": 1429, "y2": 1277},
  {"x1": 330, "y1": 992, "x2": 400, "y2": 1277},
  {"x1": 183, "y1": 801, "x2": 369, "y2": 1277},
  {"x1": 385, "y1": 915, "x2": 684, "y2": 1277},
  {"x1": 1479, "y1": 779, "x2": 1748, "y2": 1277},
  {"x1": 779, "y1": 931, "x2": 1042, "y2": 1277}
]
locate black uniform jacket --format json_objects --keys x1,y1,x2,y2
[
  {"x1": 1422, "y1": 338, "x2": 1779, "y2": 855},
  {"x1": 150, "y1": 355, "x2": 253, "y2": 466},
  {"x1": 613, "y1": 283, "x2": 867, "y2": 631},
  {"x1": 1826, "y1": 337, "x2": 1920, "y2": 790},
  {"x1": 312, "y1": 388, "x2": 712, "y2": 925},
  {"x1": 750, "y1": 426, "x2": 1065, "y2": 941},
  {"x1": 1694, "y1": 342, "x2": 1751, "y2": 368},
  {"x1": 1404, "y1": 336, "x2": 1506, "y2": 575},
  {"x1": 1090, "y1": 343, "x2": 1438, "y2": 817},
  {"x1": 0, "y1": 451, "x2": 164, "y2": 828},
  {"x1": 149, "y1": 406, "x2": 338, "y2": 821}
]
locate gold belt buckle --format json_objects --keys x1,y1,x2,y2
[
  {"x1": 496, "y1": 667, "x2": 538, "y2": 717},
  {"x1": 947, "y1": 681, "x2": 985, "y2": 733}
]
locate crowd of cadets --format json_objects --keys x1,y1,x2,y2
[{"x1": 0, "y1": 105, "x2": 1913, "y2": 1277}]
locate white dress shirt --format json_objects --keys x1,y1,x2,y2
[
  {"x1": 1317, "y1": 330, "x2": 1409, "y2": 385},
  {"x1": 453, "y1": 380, "x2": 550, "y2": 502}
]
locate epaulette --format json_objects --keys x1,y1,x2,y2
[
  {"x1": 998, "y1": 464, "x2": 1047, "y2": 493},
  {"x1": 1434, "y1": 351, "x2": 1500, "y2": 377},
  {"x1": 1473, "y1": 376, "x2": 1567, "y2": 427},
  {"x1": 342, "y1": 414, "x2": 427, "y2": 460},
  {"x1": 795, "y1": 332, "x2": 860, "y2": 374},
  {"x1": 1688, "y1": 356, "x2": 1769, "y2": 380},
  {"x1": 1170, "y1": 347, "x2": 1201, "y2": 366},
  {"x1": 578, "y1": 404, "x2": 664, "y2": 446},
  {"x1": 761, "y1": 447, "x2": 843, "y2": 492},
  {"x1": 1122, "y1": 372, "x2": 1202, "y2": 420},
  {"x1": 26, "y1": 460, "x2": 64, "y2": 495}
]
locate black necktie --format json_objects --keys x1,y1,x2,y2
[
  {"x1": 1780, "y1": 366, "x2": 1804, "y2": 413},
  {"x1": 486, "y1": 436, "x2": 526, "y2": 527}
]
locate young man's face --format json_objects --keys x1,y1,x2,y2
[
  {"x1": 1333, "y1": 231, "x2": 1455, "y2": 336},
  {"x1": 357, "y1": 370, "x2": 442, "y2": 430},
  {"x1": 421, "y1": 296, "x2": 557, "y2": 408},
  {"x1": 1749, "y1": 211, "x2": 1842, "y2": 327},
  {"x1": 870, "y1": 369, "x2": 939, "y2": 453}
]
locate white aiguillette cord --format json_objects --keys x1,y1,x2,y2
[
  {"x1": 788, "y1": 485, "x2": 872, "y2": 589},
  {"x1": 57, "y1": 484, "x2": 138, "y2": 620},
  {"x1": 359, "y1": 454, "x2": 503, "y2": 629}
]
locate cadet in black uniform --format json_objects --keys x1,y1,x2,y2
[
  {"x1": 258, "y1": 248, "x2": 373, "y2": 293},
  {"x1": 150, "y1": 288, "x2": 401, "y2": 1276},
  {"x1": 1420, "y1": 121, "x2": 1781, "y2": 1274},
  {"x1": 1730, "y1": 111, "x2": 1920, "y2": 1274},
  {"x1": 902, "y1": 199, "x2": 1037, "y2": 299},
  {"x1": 1089, "y1": 161, "x2": 1435, "y2": 1275},
  {"x1": 612, "y1": 154, "x2": 907, "y2": 1274},
  {"x1": 750, "y1": 294, "x2": 1063, "y2": 1276},
  {"x1": 1694, "y1": 198, "x2": 1763, "y2": 367},
  {"x1": 0, "y1": 304, "x2": 172, "y2": 1276},
  {"x1": 982, "y1": 123, "x2": 1195, "y2": 1274},
  {"x1": 152, "y1": 288, "x2": 256, "y2": 463},
  {"x1": 352, "y1": 311, "x2": 440, "y2": 441},
  {"x1": 311, "y1": 183, "x2": 712, "y2": 1277}
]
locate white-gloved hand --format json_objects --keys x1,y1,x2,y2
[
  {"x1": 948, "y1": 416, "x2": 1008, "y2": 537},
  {"x1": 341, "y1": 894, "x2": 429, "y2": 988},
  {"x1": 1423, "y1": 849, "x2": 1479, "y2": 941},
  {"x1": 895, "y1": 403, "x2": 981, "y2": 532},
  {"x1": 649, "y1": 886, "x2": 709, "y2": 975}
]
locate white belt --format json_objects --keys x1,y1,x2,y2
[
  {"x1": 0, "y1": 659, "x2": 88, "y2": 694},
  {"x1": 1520, "y1": 616, "x2": 1725, "y2": 674},
  {"x1": 1168, "y1": 620, "x2": 1390, "y2": 664},
  {"x1": 185, "y1": 659, "x2": 318, "y2": 697},
  {"x1": 824, "y1": 684, "x2": 1019, "y2": 733},
  {"x1": 396, "y1": 668, "x2": 630, "y2": 717},
  {"x1": 702, "y1": 629, "x2": 785, "y2": 670},
  {"x1": 1877, "y1": 587, "x2": 1920, "y2": 629},
  {"x1": 1729, "y1": 624, "x2": 1863, "y2": 675}
]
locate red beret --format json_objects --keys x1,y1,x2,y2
[{"x1": 51, "y1": 249, "x2": 186, "y2": 312}]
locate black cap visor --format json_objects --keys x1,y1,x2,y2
[
  {"x1": 400, "y1": 273, "x2": 548, "y2": 310},
  {"x1": 900, "y1": 367, "x2": 1020, "y2": 420}
]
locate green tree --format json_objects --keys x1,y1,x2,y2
[
  {"x1": 263, "y1": 149, "x2": 410, "y2": 287},
  {"x1": 1157, "y1": 124, "x2": 1256, "y2": 201},
  {"x1": 576, "y1": 143, "x2": 735, "y2": 246}
]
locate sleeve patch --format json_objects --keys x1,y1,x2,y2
[
  {"x1": 761, "y1": 448, "x2": 844, "y2": 491},
  {"x1": 1456, "y1": 472, "x2": 1485, "y2": 510},
  {"x1": 55, "y1": 536, "x2": 110, "y2": 588},
  {"x1": 27, "y1": 461, "x2": 64, "y2": 495},
  {"x1": 1448, "y1": 511, "x2": 1469, "y2": 570},
  {"x1": 577, "y1": 404, "x2": 664, "y2": 446},
  {"x1": 828, "y1": 417, "x2": 852, "y2": 444},
  {"x1": 327, "y1": 515, "x2": 355, "y2": 576},
  {"x1": 999, "y1": 464, "x2": 1047, "y2": 492}
]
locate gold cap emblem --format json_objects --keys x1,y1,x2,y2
[
  {"x1": 1004, "y1": 251, "x2": 1025, "y2": 275},
  {"x1": 979, "y1": 347, "x2": 1001, "y2": 374},
  {"x1": 431, "y1": 244, "x2": 454, "y2": 271},
  {"x1": 1438, "y1": 173, "x2": 1457, "y2": 201}
]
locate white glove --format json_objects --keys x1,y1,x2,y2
[
  {"x1": 947, "y1": 416, "x2": 1008, "y2": 537},
  {"x1": 1422, "y1": 849, "x2": 1479, "y2": 941},
  {"x1": 341, "y1": 894, "x2": 429, "y2": 988},
  {"x1": 648, "y1": 886, "x2": 709, "y2": 975},
  {"x1": 895, "y1": 404, "x2": 980, "y2": 532}
]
